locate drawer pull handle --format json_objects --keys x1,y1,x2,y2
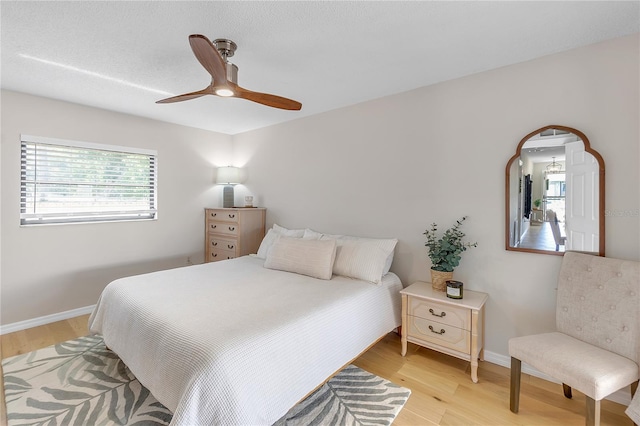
[
  {"x1": 211, "y1": 213, "x2": 217, "y2": 217},
  {"x1": 229, "y1": 214, "x2": 235, "y2": 218},
  {"x1": 211, "y1": 225, "x2": 217, "y2": 229},
  {"x1": 212, "y1": 253, "x2": 218, "y2": 258},
  {"x1": 429, "y1": 308, "x2": 446, "y2": 318},
  {"x1": 229, "y1": 226, "x2": 235, "y2": 231},
  {"x1": 212, "y1": 242, "x2": 218, "y2": 246},
  {"x1": 227, "y1": 244, "x2": 234, "y2": 249},
  {"x1": 428, "y1": 325, "x2": 445, "y2": 335}
]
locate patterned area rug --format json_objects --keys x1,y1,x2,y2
[{"x1": 3, "y1": 335, "x2": 410, "y2": 425}]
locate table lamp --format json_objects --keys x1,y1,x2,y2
[{"x1": 216, "y1": 166, "x2": 243, "y2": 208}]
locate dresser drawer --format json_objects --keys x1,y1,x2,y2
[
  {"x1": 209, "y1": 248, "x2": 236, "y2": 262},
  {"x1": 408, "y1": 316, "x2": 470, "y2": 354},
  {"x1": 209, "y1": 236, "x2": 238, "y2": 253},
  {"x1": 207, "y1": 222, "x2": 239, "y2": 236},
  {"x1": 207, "y1": 210, "x2": 239, "y2": 223},
  {"x1": 409, "y1": 298, "x2": 471, "y2": 330}
]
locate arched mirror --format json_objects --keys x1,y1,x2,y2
[{"x1": 505, "y1": 125, "x2": 605, "y2": 256}]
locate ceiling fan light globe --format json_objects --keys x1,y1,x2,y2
[{"x1": 215, "y1": 88, "x2": 234, "y2": 97}]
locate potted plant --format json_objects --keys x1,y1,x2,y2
[{"x1": 424, "y1": 216, "x2": 477, "y2": 291}]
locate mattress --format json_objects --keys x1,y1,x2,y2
[{"x1": 88, "y1": 255, "x2": 402, "y2": 425}]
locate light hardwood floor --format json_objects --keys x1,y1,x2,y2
[{"x1": 0, "y1": 315, "x2": 633, "y2": 425}]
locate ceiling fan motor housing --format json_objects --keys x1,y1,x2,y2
[{"x1": 213, "y1": 39, "x2": 237, "y2": 58}]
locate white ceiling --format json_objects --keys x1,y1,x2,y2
[{"x1": 2, "y1": 1, "x2": 638, "y2": 135}]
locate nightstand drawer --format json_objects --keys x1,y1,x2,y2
[
  {"x1": 209, "y1": 248, "x2": 236, "y2": 262},
  {"x1": 209, "y1": 237, "x2": 237, "y2": 252},
  {"x1": 409, "y1": 298, "x2": 471, "y2": 330},
  {"x1": 207, "y1": 210, "x2": 239, "y2": 223},
  {"x1": 408, "y1": 316, "x2": 470, "y2": 354},
  {"x1": 208, "y1": 222, "x2": 239, "y2": 236}
]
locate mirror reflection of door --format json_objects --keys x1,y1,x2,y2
[
  {"x1": 505, "y1": 126, "x2": 604, "y2": 256},
  {"x1": 564, "y1": 141, "x2": 600, "y2": 252}
]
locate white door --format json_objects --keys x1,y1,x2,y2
[{"x1": 564, "y1": 141, "x2": 599, "y2": 251}]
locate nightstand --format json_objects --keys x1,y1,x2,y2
[{"x1": 400, "y1": 281, "x2": 488, "y2": 383}]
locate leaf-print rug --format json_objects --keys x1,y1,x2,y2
[{"x1": 3, "y1": 335, "x2": 410, "y2": 425}]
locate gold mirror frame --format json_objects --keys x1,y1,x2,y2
[{"x1": 505, "y1": 125, "x2": 605, "y2": 256}]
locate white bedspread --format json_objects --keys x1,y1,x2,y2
[{"x1": 88, "y1": 255, "x2": 402, "y2": 425}]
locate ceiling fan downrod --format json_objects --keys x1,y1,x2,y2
[{"x1": 213, "y1": 38, "x2": 238, "y2": 84}]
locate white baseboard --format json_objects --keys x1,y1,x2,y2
[
  {"x1": 483, "y1": 350, "x2": 632, "y2": 406},
  {"x1": 0, "y1": 305, "x2": 95, "y2": 335}
]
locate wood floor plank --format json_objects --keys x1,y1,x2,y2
[{"x1": 0, "y1": 317, "x2": 632, "y2": 425}]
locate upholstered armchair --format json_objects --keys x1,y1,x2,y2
[{"x1": 509, "y1": 251, "x2": 639, "y2": 426}]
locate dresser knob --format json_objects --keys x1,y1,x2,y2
[
  {"x1": 428, "y1": 325, "x2": 445, "y2": 335},
  {"x1": 212, "y1": 242, "x2": 218, "y2": 246},
  {"x1": 429, "y1": 308, "x2": 446, "y2": 318},
  {"x1": 212, "y1": 253, "x2": 217, "y2": 257},
  {"x1": 211, "y1": 225, "x2": 217, "y2": 229},
  {"x1": 228, "y1": 244, "x2": 234, "y2": 249},
  {"x1": 229, "y1": 226, "x2": 235, "y2": 231},
  {"x1": 229, "y1": 214, "x2": 235, "y2": 218},
  {"x1": 211, "y1": 213, "x2": 217, "y2": 217}
]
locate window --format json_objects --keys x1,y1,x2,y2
[{"x1": 20, "y1": 135, "x2": 157, "y2": 225}]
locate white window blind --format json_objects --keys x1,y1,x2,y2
[{"x1": 20, "y1": 135, "x2": 157, "y2": 225}]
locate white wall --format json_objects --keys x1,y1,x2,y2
[
  {"x1": 0, "y1": 91, "x2": 233, "y2": 324},
  {"x1": 233, "y1": 34, "x2": 640, "y2": 356},
  {"x1": 1, "y1": 34, "x2": 637, "y2": 359}
]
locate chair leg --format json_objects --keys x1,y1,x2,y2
[
  {"x1": 562, "y1": 383, "x2": 572, "y2": 399},
  {"x1": 510, "y1": 357, "x2": 521, "y2": 413},
  {"x1": 633, "y1": 381, "x2": 639, "y2": 426},
  {"x1": 585, "y1": 396, "x2": 600, "y2": 426}
]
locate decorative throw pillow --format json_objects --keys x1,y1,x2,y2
[{"x1": 264, "y1": 237, "x2": 337, "y2": 280}]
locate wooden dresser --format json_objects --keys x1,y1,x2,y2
[
  {"x1": 400, "y1": 281, "x2": 488, "y2": 383},
  {"x1": 205, "y1": 208, "x2": 266, "y2": 262}
]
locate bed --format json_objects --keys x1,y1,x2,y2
[{"x1": 88, "y1": 229, "x2": 401, "y2": 425}]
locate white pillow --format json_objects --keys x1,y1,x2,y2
[
  {"x1": 317, "y1": 233, "x2": 397, "y2": 276},
  {"x1": 256, "y1": 229, "x2": 279, "y2": 259},
  {"x1": 345, "y1": 236, "x2": 396, "y2": 275},
  {"x1": 273, "y1": 223, "x2": 305, "y2": 238},
  {"x1": 321, "y1": 236, "x2": 398, "y2": 284},
  {"x1": 264, "y1": 237, "x2": 337, "y2": 280},
  {"x1": 256, "y1": 224, "x2": 306, "y2": 259},
  {"x1": 302, "y1": 228, "x2": 323, "y2": 240}
]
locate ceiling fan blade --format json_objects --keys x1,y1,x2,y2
[
  {"x1": 188, "y1": 34, "x2": 228, "y2": 83},
  {"x1": 159, "y1": 35, "x2": 301, "y2": 111},
  {"x1": 234, "y1": 85, "x2": 302, "y2": 111},
  {"x1": 156, "y1": 87, "x2": 213, "y2": 104}
]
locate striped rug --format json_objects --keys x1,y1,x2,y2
[{"x1": 3, "y1": 335, "x2": 410, "y2": 425}]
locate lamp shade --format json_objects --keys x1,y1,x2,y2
[{"x1": 216, "y1": 166, "x2": 242, "y2": 185}]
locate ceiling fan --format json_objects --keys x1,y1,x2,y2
[{"x1": 156, "y1": 34, "x2": 302, "y2": 111}]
